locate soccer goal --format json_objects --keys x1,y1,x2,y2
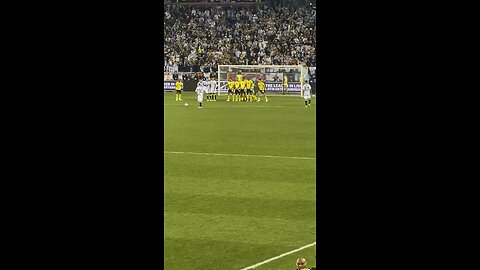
[{"x1": 217, "y1": 65, "x2": 309, "y2": 96}]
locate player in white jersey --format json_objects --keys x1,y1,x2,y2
[
  {"x1": 206, "y1": 79, "x2": 216, "y2": 101},
  {"x1": 196, "y1": 80, "x2": 206, "y2": 108},
  {"x1": 303, "y1": 80, "x2": 312, "y2": 107},
  {"x1": 206, "y1": 79, "x2": 211, "y2": 101},
  {"x1": 210, "y1": 80, "x2": 217, "y2": 101}
]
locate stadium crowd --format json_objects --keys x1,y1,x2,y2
[{"x1": 164, "y1": 1, "x2": 316, "y2": 73}]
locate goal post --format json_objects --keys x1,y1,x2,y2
[{"x1": 217, "y1": 65, "x2": 308, "y2": 96}]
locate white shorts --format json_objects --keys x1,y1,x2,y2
[
  {"x1": 197, "y1": 94, "x2": 204, "y2": 102},
  {"x1": 304, "y1": 95, "x2": 311, "y2": 100}
]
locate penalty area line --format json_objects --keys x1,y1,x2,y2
[
  {"x1": 239, "y1": 242, "x2": 316, "y2": 270},
  {"x1": 164, "y1": 151, "x2": 316, "y2": 160}
]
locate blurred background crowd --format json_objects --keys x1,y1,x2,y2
[{"x1": 164, "y1": 0, "x2": 316, "y2": 73}]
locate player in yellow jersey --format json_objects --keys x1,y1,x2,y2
[
  {"x1": 257, "y1": 79, "x2": 268, "y2": 102},
  {"x1": 175, "y1": 79, "x2": 183, "y2": 101},
  {"x1": 250, "y1": 79, "x2": 257, "y2": 101},
  {"x1": 246, "y1": 78, "x2": 253, "y2": 102},
  {"x1": 234, "y1": 80, "x2": 241, "y2": 101},
  {"x1": 227, "y1": 79, "x2": 235, "y2": 101},
  {"x1": 236, "y1": 72, "x2": 243, "y2": 82},
  {"x1": 240, "y1": 79, "x2": 247, "y2": 101}
]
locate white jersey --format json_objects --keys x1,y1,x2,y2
[
  {"x1": 303, "y1": 83, "x2": 312, "y2": 99},
  {"x1": 210, "y1": 81, "x2": 216, "y2": 94},
  {"x1": 205, "y1": 81, "x2": 212, "y2": 93},
  {"x1": 196, "y1": 81, "x2": 206, "y2": 101}
]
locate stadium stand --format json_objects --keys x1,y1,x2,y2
[{"x1": 164, "y1": 0, "x2": 316, "y2": 73}]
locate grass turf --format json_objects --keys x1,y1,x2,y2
[{"x1": 164, "y1": 91, "x2": 316, "y2": 269}]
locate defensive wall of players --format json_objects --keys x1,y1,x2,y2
[{"x1": 164, "y1": 71, "x2": 316, "y2": 94}]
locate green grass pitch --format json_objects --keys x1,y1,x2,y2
[{"x1": 164, "y1": 91, "x2": 316, "y2": 269}]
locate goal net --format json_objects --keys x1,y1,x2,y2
[{"x1": 217, "y1": 65, "x2": 309, "y2": 96}]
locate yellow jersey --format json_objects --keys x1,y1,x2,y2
[
  {"x1": 246, "y1": 80, "x2": 253, "y2": 89},
  {"x1": 227, "y1": 81, "x2": 235, "y2": 90},
  {"x1": 236, "y1": 74, "x2": 243, "y2": 81},
  {"x1": 258, "y1": 81, "x2": 265, "y2": 90},
  {"x1": 283, "y1": 76, "x2": 288, "y2": 86},
  {"x1": 235, "y1": 81, "x2": 240, "y2": 89},
  {"x1": 175, "y1": 81, "x2": 183, "y2": 90},
  {"x1": 240, "y1": 80, "x2": 246, "y2": 89}
]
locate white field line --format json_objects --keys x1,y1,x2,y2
[
  {"x1": 239, "y1": 242, "x2": 316, "y2": 270},
  {"x1": 164, "y1": 151, "x2": 316, "y2": 160}
]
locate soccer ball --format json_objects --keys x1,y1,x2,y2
[{"x1": 184, "y1": 103, "x2": 189, "y2": 107}]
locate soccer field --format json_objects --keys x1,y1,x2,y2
[{"x1": 164, "y1": 91, "x2": 316, "y2": 269}]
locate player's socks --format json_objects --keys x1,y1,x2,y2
[
  {"x1": 179, "y1": 94, "x2": 182, "y2": 101},
  {"x1": 305, "y1": 100, "x2": 308, "y2": 106},
  {"x1": 175, "y1": 94, "x2": 178, "y2": 101}
]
